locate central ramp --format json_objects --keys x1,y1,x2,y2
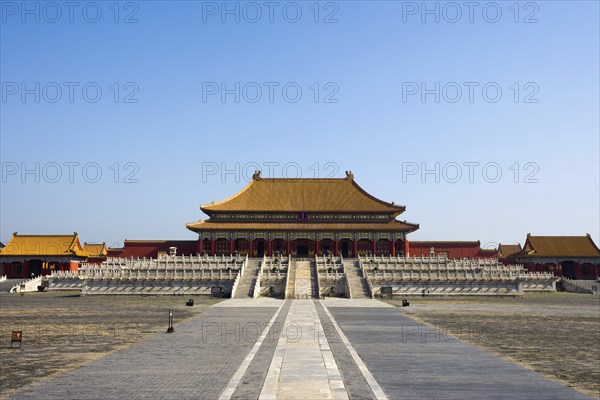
[
  {"x1": 294, "y1": 261, "x2": 312, "y2": 298},
  {"x1": 259, "y1": 301, "x2": 348, "y2": 399}
]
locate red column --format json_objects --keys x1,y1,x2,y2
[
  {"x1": 197, "y1": 238, "x2": 203, "y2": 255},
  {"x1": 391, "y1": 240, "x2": 396, "y2": 257},
  {"x1": 353, "y1": 240, "x2": 358, "y2": 257},
  {"x1": 230, "y1": 239, "x2": 234, "y2": 255},
  {"x1": 334, "y1": 240, "x2": 338, "y2": 256},
  {"x1": 575, "y1": 263, "x2": 582, "y2": 279},
  {"x1": 372, "y1": 240, "x2": 377, "y2": 256},
  {"x1": 268, "y1": 240, "x2": 272, "y2": 257},
  {"x1": 249, "y1": 239, "x2": 253, "y2": 257},
  {"x1": 210, "y1": 239, "x2": 215, "y2": 256},
  {"x1": 287, "y1": 240, "x2": 291, "y2": 256},
  {"x1": 404, "y1": 238, "x2": 410, "y2": 256},
  {"x1": 315, "y1": 240, "x2": 319, "y2": 256}
]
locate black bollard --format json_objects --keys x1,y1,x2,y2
[{"x1": 166, "y1": 309, "x2": 174, "y2": 333}]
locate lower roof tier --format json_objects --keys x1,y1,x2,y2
[{"x1": 186, "y1": 219, "x2": 419, "y2": 233}]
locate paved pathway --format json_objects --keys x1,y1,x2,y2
[
  {"x1": 13, "y1": 305, "x2": 278, "y2": 400},
  {"x1": 11, "y1": 298, "x2": 594, "y2": 400},
  {"x1": 229, "y1": 302, "x2": 291, "y2": 400},
  {"x1": 327, "y1": 305, "x2": 593, "y2": 400},
  {"x1": 259, "y1": 300, "x2": 347, "y2": 399},
  {"x1": 314, "y1": 302, "x2": 379, "y2": 400}
]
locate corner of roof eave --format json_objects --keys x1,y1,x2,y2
[
  {"x1": 185, "y1": 221, "x2": 202, "y2": 232},
  {"x1": 407, "y1": 222, "x2": 420, "y2": 232},
  {"x1": 391, "y1": 206, "x2": 407, "y2": 218},
  {"x1": 199, "y1": 204, "x2": 215, "y2": 217}
]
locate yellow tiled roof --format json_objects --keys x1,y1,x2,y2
[
  {"x1": 498, "y1": 244, "x2": 522, "y2": 258},
  {"x1": 518, "y1": 235, "x2": 600, "y2": 258},
  {"x1": 187, "y1": 220, "x2": 418, "y2": 233},
  {"x1": 83, "y1": 243, "x2": 107, "y2": 257},
  {"x1": 0, "y1": 233, "x2": 86, "y2": 257},
  {"x1": 200, "y1": 176, "x2": 405, "y2": 214}
]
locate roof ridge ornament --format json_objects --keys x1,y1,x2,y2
[
  {"x1": 252, "y1": 170, "x2": 262, "y2": 180},
  {"x1": 345, "y1": 170, "x2": 354, "y2": 180}
]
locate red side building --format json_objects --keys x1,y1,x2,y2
[
  {"x1": 107, "y1": 240, "x2": 199, "y2": 258},
  {"x1": 409, "y1": 241, "x2": 498, "y2": 259}
]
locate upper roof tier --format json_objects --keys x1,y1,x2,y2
[{"x1": 201, "y1": 172, "x2": 406, "y2": 215}]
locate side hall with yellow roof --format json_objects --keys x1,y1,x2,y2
[
  {"x1": 0, "y1": 232, "x2": 87, "y2": 278},
  {"x1": 513, "y1": 234, "x2": 600, "y2": 279}
]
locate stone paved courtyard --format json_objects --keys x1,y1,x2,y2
[{"x1": 2, "y1": 296, "x2": 595, "y2": 400}]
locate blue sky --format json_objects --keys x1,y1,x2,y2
[{"x1": 1, "y1": 0, "x2": 599, "y2": 248}]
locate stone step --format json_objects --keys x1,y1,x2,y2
[
  {"x1": 344, "y1": 261, "x2": 370, "y2": 299},
  {"x1": 233, "y1": 259, "x2": 261, "y2": 299}
]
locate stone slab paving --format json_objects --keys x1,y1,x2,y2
[
  {"x1": 326, "y1": 306, "x2": 594, "y2": 400},
  {"x1": 321, "y1": 298, "x2": 394, "y2": 308},
  {"x1": 228, "y1": 301, "x2": 292, "y2": 400},
  {"x1": 213, "y1": 298, "x2": 282, "y2": 308},
  {"x1": 12, "y1": 306, "x2": 278, "y2": 400},
  {"x1": 8, "y1": 298, "x2": 595, "y2": 400},
  {"x1": 314, "y1": 301, "x2": 378, "y2": 400},
  {"x1": 259, "y1": 300, "x2": 348, "y2": 399}
]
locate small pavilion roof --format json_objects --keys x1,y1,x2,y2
[
  {"x1": 498, "y1": 244, "x2": 522, "y2": 259},
  {"x1": 83, "y1": 243, "x2": 108, "y2": 257}
]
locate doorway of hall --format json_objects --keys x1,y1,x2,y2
[
  {"x1": 297, "y1": 245, "x2": 309, "y2": 257},
  {"x1": 256, "y1": 241, "x2": 265, "y2": 257},
  {"x1": 341, "y1": 241, "x2": 351, "y2": 257}
]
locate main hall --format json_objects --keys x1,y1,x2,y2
[{"x1": 186, "y1": 171, "x2": 419, "y2": 258}]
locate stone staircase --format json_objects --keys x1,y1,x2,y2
[
  {"x1": 1, "y1": 278, "x2": 23, "y2": 292},
  {"x1": 9, "y1": 275, "x2": 44, "y2": 293},
  {"x1": 286, "y1": 260, "x2": 296, "y2": 299},
  {"x1": 344, "y1": 260, "x2": 371, "y2": 299},
  {"x1": 233, "y1": 258, "x2": 261, "y2": 299},
  {"x1": 293, "y1": 260, "x2": 318, "y2": 299},
  {"x1": 561, "y1": 278, "x2": 600, "y2": 295}
]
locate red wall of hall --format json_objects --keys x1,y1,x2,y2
[
  {"x1": 109, "y1": 240, "x2": 198, "y2": 258},
  {"x1": 409, "y1": 242, "x2": 497, "y2": 259}
]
